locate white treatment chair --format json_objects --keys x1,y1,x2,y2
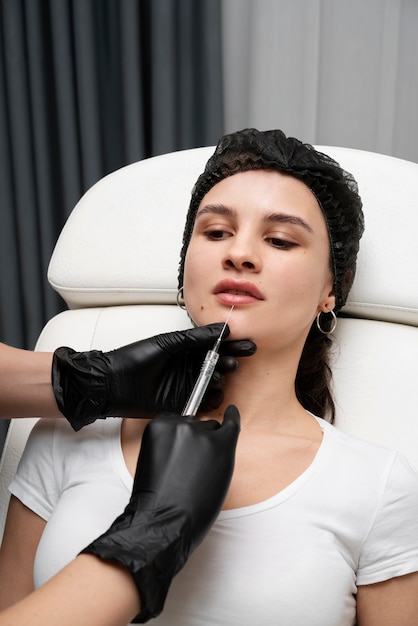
[{"x1": 1, "y1": 144, "x2": 418, "y2": 542}]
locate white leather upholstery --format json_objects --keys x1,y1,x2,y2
[
  {"x1": 47, "y1": 148, "x2": 215, "y2": 309},
  {"x1": 1, "y1": 145, "x2": 417, "y2": 541}
]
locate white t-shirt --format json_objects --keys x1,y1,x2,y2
[{"x1": 10, "y1": 416, "x2": 418, "y2": 626}]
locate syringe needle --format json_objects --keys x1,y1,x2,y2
[{"x1": 213, "y1": 305, "x2": 234, "y2": 353}]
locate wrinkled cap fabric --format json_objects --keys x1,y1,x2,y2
[{"x1": 178, "y1": 128, "x2": 364, "y2": 312}]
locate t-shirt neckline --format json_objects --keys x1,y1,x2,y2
[{"x1": 218, "y1": 414, "x2": 330, "y2": 519}]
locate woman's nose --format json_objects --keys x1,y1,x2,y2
[{"x1": 223, "y1": 238, "x2": 261, "y2": 272}]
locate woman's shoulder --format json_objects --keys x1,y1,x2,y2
[
  {"x1": 21, "y1": 416, "x2": 122, "y2": 469},
  {"x1": 319, "y1": 416, "x2": 396, "y2": 458},
  {"x1": 318, "y1": 417, "x2": 417, "y2": 488}
]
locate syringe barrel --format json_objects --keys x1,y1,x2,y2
[{"x1": 182, "y1": 349, "x2": 219, "y2": 416}]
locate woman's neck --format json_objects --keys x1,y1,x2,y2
[{"x1": 207, "y1": 351, "x2": 317, "y2": 436}]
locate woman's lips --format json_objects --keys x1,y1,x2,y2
[{"x1": 213, "y1": 280, "x2": 264, "y2": 305}]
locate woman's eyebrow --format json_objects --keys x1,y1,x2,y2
[
  {"x1": 196, "y1": 204, "x2": 313, "y2": 234},
  {"x1": 196, "y1": 204, "x2": 236, "y2": 218},
  {"x1": 264, "y1": 212, "x2": 314, "y2": 233}
]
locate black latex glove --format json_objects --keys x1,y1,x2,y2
[
  {"x1": 52, "y1": 323, "x2": 255, "y2": 431},
  {"x1": 81, "y1": 405, "x2": 240, "y2": 622}
]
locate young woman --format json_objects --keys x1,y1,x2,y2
[{"x1": 1, "y1": 128, "x2": 417, "y2": 625}]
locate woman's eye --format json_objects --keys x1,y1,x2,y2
[
  {"x1": 268, "y1": 237, "x2": 297, "y2": 249},
  {"x1": 206, "y1": 229, "x2": 231, "y2": 240}
]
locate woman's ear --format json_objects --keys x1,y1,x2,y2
[{"x1": 319, "y1": 290, "x2": 336, "y2": 313}]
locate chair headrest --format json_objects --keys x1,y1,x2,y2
[
  {"x1": 48, "y1": 147, "x2": 213, "y2": 309},
  {"x1": 48, "y1": 145, "x2": 418, "y2": 326}
]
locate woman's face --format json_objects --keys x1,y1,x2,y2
[{"x1": 183, "y1": 169, "x2": 335, "y2": 351}]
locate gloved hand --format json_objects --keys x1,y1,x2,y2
[
  {"x1": 81, "y1": 405, "x2": 240, "y2": 622},
  {"x1": 52, "y1": 323, "x2": 255, "y2": 431}
]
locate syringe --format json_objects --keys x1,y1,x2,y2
[{"x1": 182, "y1": 306, "x2": 234, "y2": 417}]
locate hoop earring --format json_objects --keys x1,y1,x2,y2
[
  {"x1": 176, "y1": 287, "x2": 187, "y2": 310},
  {"x1": 316, "y1": 309, "x2": 337, "y2": 335}
]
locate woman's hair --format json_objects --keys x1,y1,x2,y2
[{"x1": 178, "y1": 128, "x2": 364, "y2": 422}]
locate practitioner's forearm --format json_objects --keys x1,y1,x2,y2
[
  {"x1": 0, "y1": 554, "x2": 140, "y2": 626},
  {"x1": 0, "y1": 343, "x2": 59, "y2": 418}
]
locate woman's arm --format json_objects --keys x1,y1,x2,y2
[
  {"x1": 356, "y1": 571, "x2": 418, "y2": 625},
  {"x1": 0, "y1": 496, "x2": 46, "y2": 609},
  {"x1": 0, "y1": 554, "x2": 140, "y2": 626},
  {"x1": 0, "y1": 343, "x2": 58, "y2": 418}
]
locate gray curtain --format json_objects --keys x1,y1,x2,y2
[
  {"x1": 222, "y1": 0, "x2": 418, "y2": 163},
  {"x1": 0, "y1": 0, "x2": 224, "y2": 449}
]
